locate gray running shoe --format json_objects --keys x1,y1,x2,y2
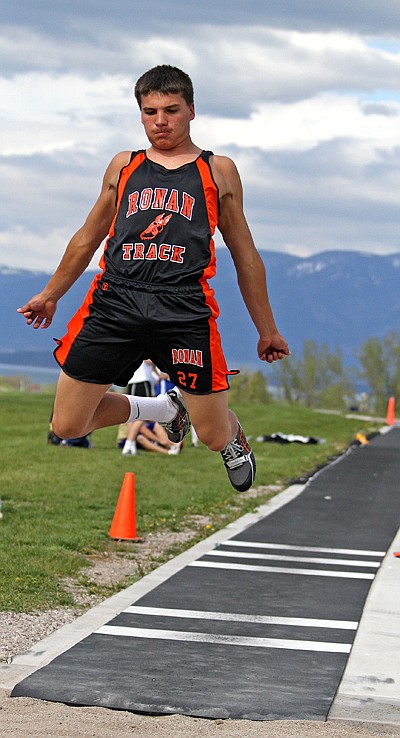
[
  {"x1": 161, "y1": 389, "x2": 191, "y2": 443},
  {"x1": 221, "y1": 423, "x2": 256, "y2": 492}
]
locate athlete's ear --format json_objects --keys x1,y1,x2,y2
[{"x1": 189, "y1": 103, "x2": 195, "y2": 121}]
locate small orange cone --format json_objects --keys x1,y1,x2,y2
[
  {"x1": 386, "y1": 397, "x2": 396, "y2": 426},
  {"x1": 109, "y1": 472, "x2": 143, "y2": 541}
]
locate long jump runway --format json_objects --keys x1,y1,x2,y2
[{"x1": 11, "y1": 427, "x2": 400, "y2": 720}]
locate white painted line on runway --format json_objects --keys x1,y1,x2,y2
[
  {"x1": 189, "y1": 561, "x2": 375, "y2": 579},
  {"x1": 125, "y1": 605, "x2": 358, "y2": 630},
  {"x1": 221, "y1": 541, "x2": 386, "y2": 557},
  {"x1": 208, "y1": 550, "x2": 380, "y2": 568},
  {"x1": 96, "y1": 625, "x2": 352, "y2": 653}
]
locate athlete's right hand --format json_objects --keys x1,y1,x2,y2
[{"x1": 17, "y1": 294, "x2": 57, "y2": 329}]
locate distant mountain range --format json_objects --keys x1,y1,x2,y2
[{"x1": 1, "y1": 250, "x2": 399, "y2": 376}]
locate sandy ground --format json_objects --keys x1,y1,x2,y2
[{"x1": 1, "y1": 689, "x2": 400, "y2": 738}]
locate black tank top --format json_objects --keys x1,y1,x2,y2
[{"x1": 100, "y1": 150, "x2": 220, "y2": 286}]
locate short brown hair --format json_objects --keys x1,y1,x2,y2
[{"x1": 134, "y1": 65, "x2": 194, "y2": 108}]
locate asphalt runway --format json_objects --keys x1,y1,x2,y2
[{"x1": 11, "y1": 427, "x2": 400, "y2": 721}]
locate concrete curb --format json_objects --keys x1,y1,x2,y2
[{"x1": 329, "y1": 525, "x2": 400, "y2": 726}]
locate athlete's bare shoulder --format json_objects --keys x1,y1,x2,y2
[
  {"x1": 111, "y1": 150, "x2": 133, "y2": 167},
  {"x1": 101, "y1": 151, "x2": 132, "y2": 193},
  {"x1": 107, "y1": 150, "x2": 132, "y2": 177},
  {"x1": 209, "y1": 154, "x2": 242, "y2": 199}
]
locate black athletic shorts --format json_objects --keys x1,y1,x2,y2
[{"x1": 54, "y1": 273, "x2": 238, "y2": 395}]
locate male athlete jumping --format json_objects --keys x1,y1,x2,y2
[{"x1": 18, "y1": 65, "x2": 289, "y2": 492}]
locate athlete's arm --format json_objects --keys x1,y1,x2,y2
[
  {"x1": 17, "y1": 151, "x2": 131, "y2": 329},
  {"x1": 211, "y1": 155, "x2": 289, "y2": 363}
]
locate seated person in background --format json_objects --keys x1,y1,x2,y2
[
  {"x1": 154, "y1": 372, "x2": 175, "y2": 397},
  {"x1": 61, "y1": 435, "x2": 93, "y2": 448},
  {"x1": 123, "y1": 420, "x2": 182, "y2": 456},
  {"x1": 118, "y1": 360, "x2": 168, "y2": 451},
  {"x1": 127, "y1": 359, "x2": 160, "y2": 397}
]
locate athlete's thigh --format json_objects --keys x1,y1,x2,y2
[{"x1": 181, "y1": 389, "x2": 229, "y2": 435}]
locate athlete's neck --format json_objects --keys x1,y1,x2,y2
[{"x1": 146, "y1": 143, "x2": 202, "y2": 170}]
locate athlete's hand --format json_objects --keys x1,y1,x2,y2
[
  {"x1": 257, "y1": 333, "x2": 290, "y2": 363},
  {"x1": 17, "y1": 294, "x2": 57, "y2": 329}
]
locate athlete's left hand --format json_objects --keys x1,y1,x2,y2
[{"x1": 257, "y1": 334, "x2": 290, "y2": 363}]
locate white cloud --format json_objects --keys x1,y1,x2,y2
[
  {"x1": 3, "y1": 24, "x2": 400, "y2": 107},
  {"x1": 193, "y1": 93, "x2": 400, "y2": 155},
  {"x1": 0, "y1": 225, "x2": 104, "y2": 272},
  {"x1": 0, "y1": 73, "x2": 138, "y2": 156},
  {"x1": 5, "y1": 1, "x2": 400, "y2": 37},
  {"x1": 0, "y1": 226, "x2": 70, "y2": 272},
  {"x1": 1, "y1": 14, "x2": 400, "y2": 269}
]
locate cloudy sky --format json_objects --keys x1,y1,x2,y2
[{"x1": 2, "y1": 1, "x2": 400, "y2": 271}]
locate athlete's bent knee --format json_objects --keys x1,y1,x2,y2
[
  {"x1": 195, "y1": 425, "x2": 229, "y2": 453},
  {"x1": 52, "y1": 415, "x2": 89, "y2": 440}
]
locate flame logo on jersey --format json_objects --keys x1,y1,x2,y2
[{"x1": 140, "y1": 213, "x2": 173, "y2": 240}]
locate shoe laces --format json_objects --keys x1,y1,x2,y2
[
  {"x1": 221, "y1": 436, "x2": 250, "y2": 469},
  {"x1": 174, "y1": 409, "x2": 186, "y2": 429}
]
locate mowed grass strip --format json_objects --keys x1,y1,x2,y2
[{"x1": 0, "y1": 391, "x2": 378, "y2": 611}]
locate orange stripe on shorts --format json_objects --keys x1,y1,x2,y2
[
  {"x1": 54, "y1": 272, "x2": 102, "y2": 367},
  {"x1": 196, "y1": 156, "x2": 238, "y2": 391}
]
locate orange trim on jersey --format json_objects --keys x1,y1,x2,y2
[
  {"x1": 98, "y1": 151, "x2": 146, "y2": 272},
  {"x1": 196, "y1": 155, "x2": 219, "y2": 284},
  {"x1": 53, "y1": 272, "x2": 103, "y2": 367},
  {"x1": 196, "y1": 156, "x2": 236, "y2": 391}
]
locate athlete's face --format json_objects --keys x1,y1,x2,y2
[{"x1": 140, "y1": 92, "x2": 195, "y2": 151}]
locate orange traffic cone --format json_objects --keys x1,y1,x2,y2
[
  {"x1": 386, "y1": 397, "x2": 396, "y2": 426},
  {"x1": 109, "y1": 472, "x2": 143, "y2": 541}
]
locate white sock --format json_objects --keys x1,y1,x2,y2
[{"x1": 126, "y1": 393, "x2": 177, "y2": 423}]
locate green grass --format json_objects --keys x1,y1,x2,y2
[{"x1": 0, "y1": 392, "x2": 380, "y2": 612}]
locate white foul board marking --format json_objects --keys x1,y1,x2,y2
[
  {"x1": 189, "y1": 561, "x2": 375, "y2": 579},
  {"x1": 221, "y1": 541, "x2": 385, "y2": 557},
  {"x1": 207, "y1": 549, "x2": 380, "y2": 568},
  {"x1": 96, "y1": 625, "x2": 352, "y2": 653},
  {"x1": 125, "y1": 605, "x2": 358, "y2": 630}
]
